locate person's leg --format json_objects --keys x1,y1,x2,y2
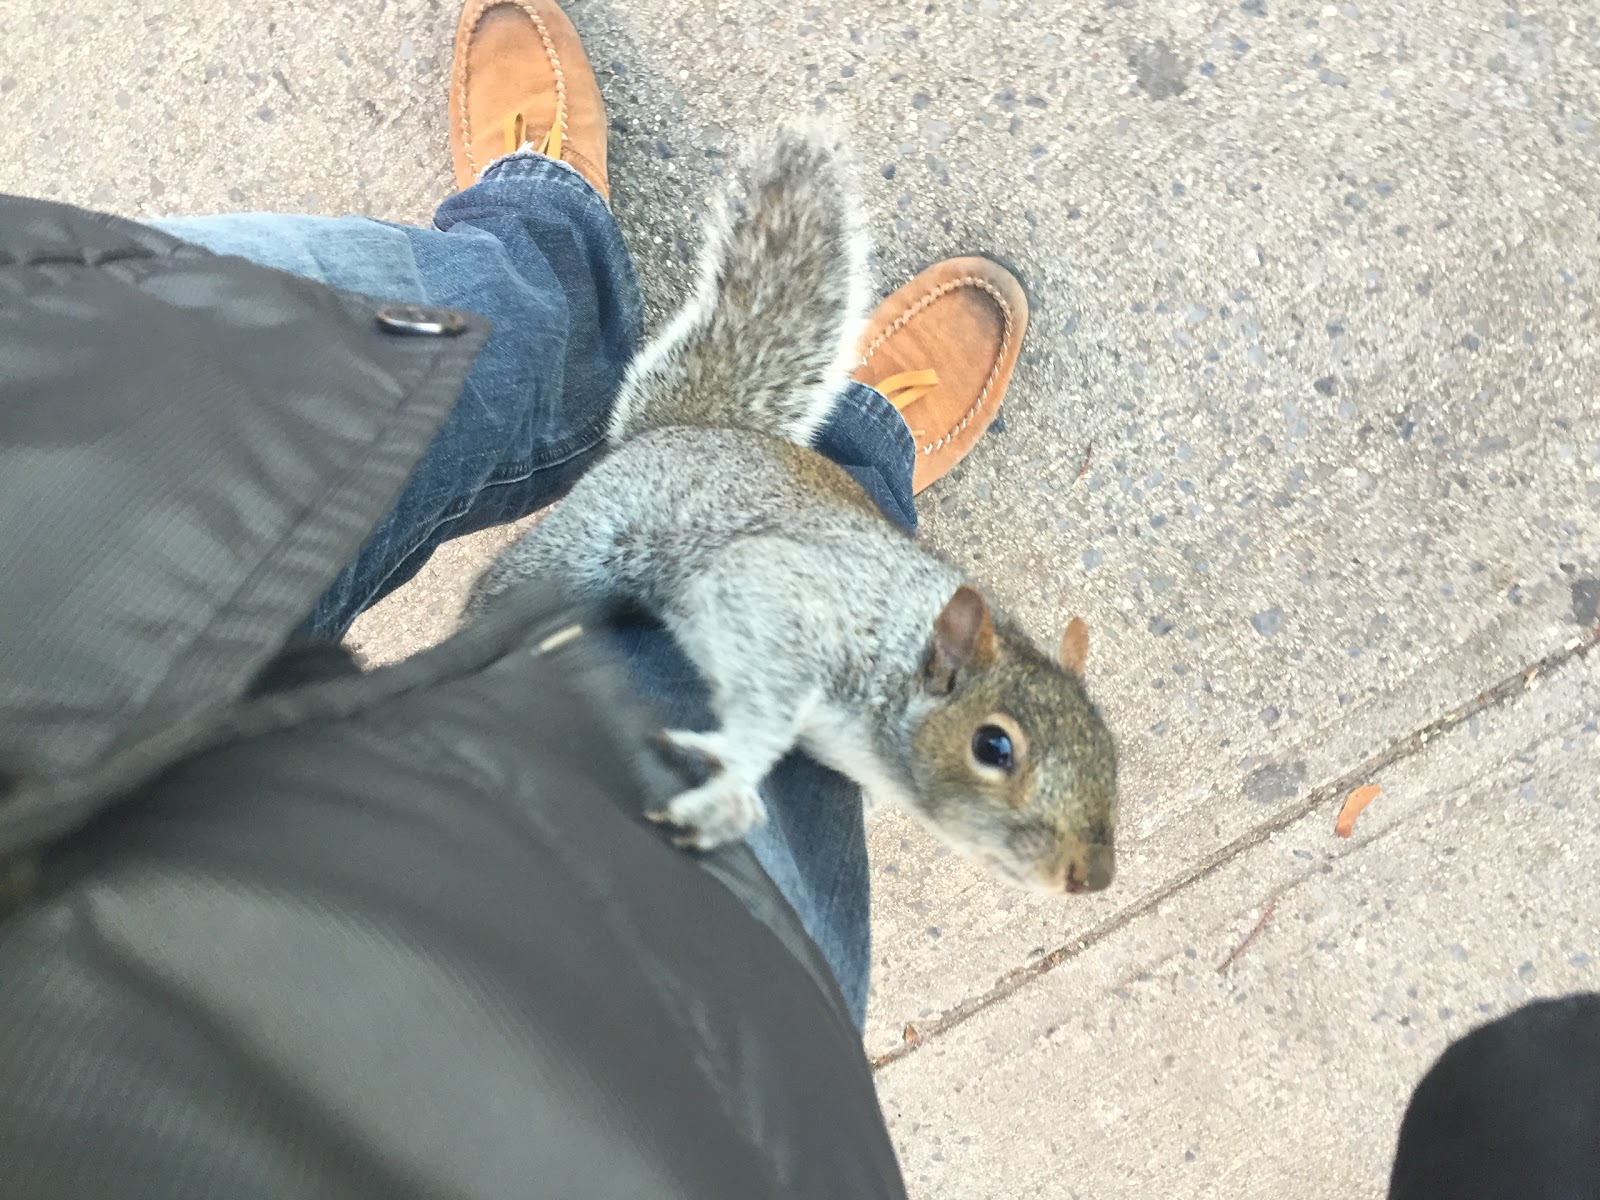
[
  {"x1": 153, "y1": 174, "x2": 900, "y2": 1028},
  {"x1": 151, "y1": 153, "x2": 640, "y2": 640},
  {"x1": 147, "y1": 0, "x2": 1017, "y2": 1028}
]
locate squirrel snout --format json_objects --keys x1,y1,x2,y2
[{"x1": 1062, "y1": 843, "x2": 1115, "y2": 894}]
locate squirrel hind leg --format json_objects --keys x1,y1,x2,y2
[{"x1": 463, "y1": 504, "x2": 620, "y2": 623}]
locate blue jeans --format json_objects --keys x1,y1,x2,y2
[{"x1": 152, "y1": 152, "x2": 917, "y2": 1029}]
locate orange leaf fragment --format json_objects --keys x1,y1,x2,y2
[{"x1": 1336, "y1": 784, "x2": 1382, "y2": 838}]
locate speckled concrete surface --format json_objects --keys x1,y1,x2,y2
[
  {"x1": 4, "y1": 0, "x2": 1596, "y2": 1194},
  {"x1": 878, "y1": 652, "x2": 1600, "y2": 1198}
]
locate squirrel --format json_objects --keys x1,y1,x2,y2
[{"x1": 467, "y1": 124, "x2": 1118, "y2": 894}]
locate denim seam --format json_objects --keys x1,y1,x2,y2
[
  {"x1": 459, "y1": 410, "x2": 607, "y2": 502},
  {"x1": 483, "y1": 410, "x2": 609, "y2": 480},
  {"x1": 343, "y1": 417, "x2": 608, "y2": 614}
]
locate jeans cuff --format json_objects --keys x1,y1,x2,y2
[
  {"x1": 815, "y1": 380, "x2": 919, "y2": 538},
  {"x1": 443, "y1": 150, "x2": 607, "y2": 221}
]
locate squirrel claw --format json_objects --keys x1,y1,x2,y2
[{"x1": 651, "y1": 778, "x2": 769, "y2": 851}]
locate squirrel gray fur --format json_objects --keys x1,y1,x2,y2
[{"x1": 468, "y1": 124, "x2": 1118, "y2": 894}]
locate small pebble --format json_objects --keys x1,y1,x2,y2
[{"x1": 1251, "y1": 607, "x2": 1284, "y2": 636}]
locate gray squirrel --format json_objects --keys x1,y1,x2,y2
[{"x1": 468, "y1": 124, "x2": 1118, "y2": 894}]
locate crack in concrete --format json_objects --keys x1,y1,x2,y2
[{"x1": 870, "y1": 624, "x2": 1600, "y2": 1072}]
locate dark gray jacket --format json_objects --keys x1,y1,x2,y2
[{"x1": 0, "y1": 197, "x2": 905, "y2": 1199}]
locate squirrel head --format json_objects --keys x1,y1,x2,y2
[{"x1": 906, "y1": 586, "x2": 1118, "y2": 895}]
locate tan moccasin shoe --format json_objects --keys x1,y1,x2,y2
[
  {"x1": 853, "y1": 257, "x2": 1029, "y2": 494},
  {"x1": 449, "y1": 0, "x2": 609, "y2": 201}
]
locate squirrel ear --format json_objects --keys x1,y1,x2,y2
[
  {"x1": 927, "y1": 586, "x2": 996, "y2": 694},
  {"x1": 1058, "y1": 617, "x2": 1089, "y2": 676}
]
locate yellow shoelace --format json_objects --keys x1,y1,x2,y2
[
  {"x1": 876, "y1": 368, "x2": 939, "y2": 410},
  {"x1": 503, "y1": 107, "x2": 565, "y2": 160}
]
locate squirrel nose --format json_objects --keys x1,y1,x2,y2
[{"x1": 1064, "y1": 844, "x2": 1115, "y2": 894}]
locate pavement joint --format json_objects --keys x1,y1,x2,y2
[{"x1": 872, "y1": 620, "x2": 1600, "y2": 1072}]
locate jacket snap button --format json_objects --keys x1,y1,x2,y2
[{"x1": 375, "y1": 305, "x2": 467, "y2": 336}]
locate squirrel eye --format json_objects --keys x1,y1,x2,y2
[{"x1": 971, "y1": 725, "x2": 1015, "y2": 772}]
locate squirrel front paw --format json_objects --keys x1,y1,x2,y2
[{"x1": 646, "y1": 777, "x2": 769, "y2": 851}]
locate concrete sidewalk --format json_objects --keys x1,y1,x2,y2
[{"x1": 5, "y1": 0, "x2": 1595, "y2": 1193}]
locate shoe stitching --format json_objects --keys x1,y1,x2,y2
[
  {"x1": 458, "y1": 0, "x2": 569, "y2": 178},
  {"x1": 858, "y1": 275, "x2": 1015, "y2": 455}
]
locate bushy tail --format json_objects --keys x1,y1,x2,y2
[{"x1": 606, "y1": 122, "x2": 869, "y2": 446}]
